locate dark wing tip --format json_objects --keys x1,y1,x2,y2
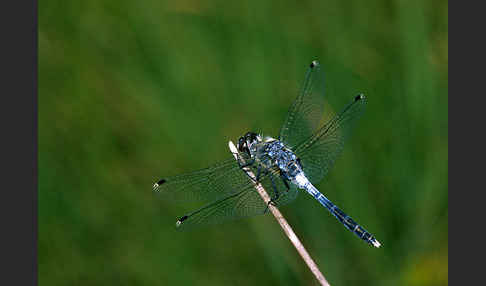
[
  {"x1": 176, "y1": 215, "x2": 189, "y2": 227},
  {"x1": 153, "y1": 179, "x2": 167, "y2": 191},
  {"x1": 355, "y1": 93, "x2": 365, "y2": 101},
  {"x1": 310, "y1": 60, "x2": 319, "y2": 68}
]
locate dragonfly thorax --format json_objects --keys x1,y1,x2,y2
[
  {"x1": 237, "y1": 132, "x2": 304, "y2": 181},
  {"x1": 262, "y1": 140, "x2": 303, "y2": 178}
]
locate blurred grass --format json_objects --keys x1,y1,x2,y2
[{"x1": 39, "y1": 0, "x2": 448, "y2": 285}]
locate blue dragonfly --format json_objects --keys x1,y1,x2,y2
[{"x1": 154, "y1": 60, "x2": 380, "y2": 247}]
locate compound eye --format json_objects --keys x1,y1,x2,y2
[
  {"x1": 246, "y1": 132, "x2": 257, "y2": 143},
  {"x1": 238, "y1": 138, "x2": 247, "y2": 152}
]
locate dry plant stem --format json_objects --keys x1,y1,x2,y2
[{"x1": 229, "y1": 141, "x2": 330, "y2": 286}]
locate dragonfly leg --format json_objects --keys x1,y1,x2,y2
[
  {"x1": 236, "y1": 157, "x2": 259, "y2": 182},
  {"x1": 236, "y1": 155, "x2": 254, "y2": 168},
  {"x1": 255, "y1": 165, "x2": 263, "y2": 182},
  {"x1": 280, "y1": 173, "x2": 291, "y2": 193},
  {"x1": 269, "y1": 172, "x2": 280, "y2": 202},
  {"x1": 264, "y1": 173, "x2": 280, "y2": 213}
]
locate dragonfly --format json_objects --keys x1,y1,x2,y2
[{"x1": 153, "y1": 60, "x2": 381, "y2": 247}]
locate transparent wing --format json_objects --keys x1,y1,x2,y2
[
  {"x1": 153, "y1": 157, "x2": 254, "y2": 204},
  {"x1": 175, "y1": 168, "x2": 299, "y2": 230},
  {"x1": 293, "y1": 94, "x2": 366, "y2": 185},
  {"x1": 279, "y1": 60, "x2": 326, "y2": 149},
  {"x1": 174, "y1": 185, "x2": 267, "y2": 230}
]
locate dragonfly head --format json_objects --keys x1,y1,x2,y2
[{"x1": 237, "y1": 132, "x2": 262, "y2": 156}]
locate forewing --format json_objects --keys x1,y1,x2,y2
[
  {"x1": 279, "y1": 60, "x2": 326, "y2": 149},
  {"x1": 293, "y1": 95, "x2": 366, "y2": 185},
  {"x1": 153, "y1": 157, "x2": 253, "y2": 204}
]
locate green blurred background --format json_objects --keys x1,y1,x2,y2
[{"x1": 39, "y1": 0, "x2": 448, "y2": 285}]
